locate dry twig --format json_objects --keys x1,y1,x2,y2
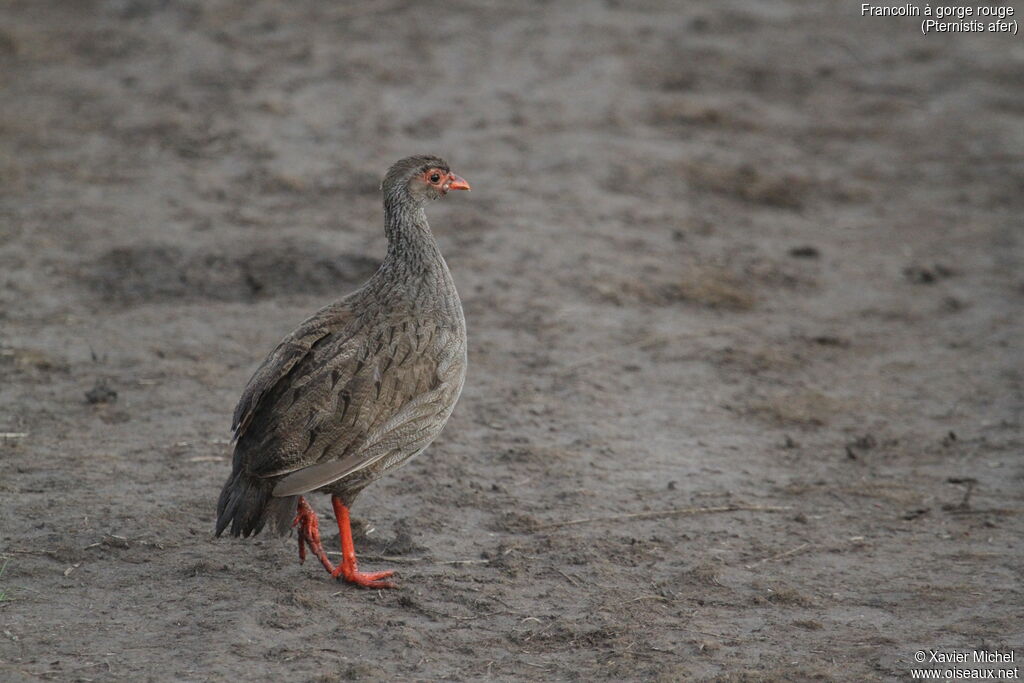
[
  {"x1": 745, "y1": 542, "x2": 811, "y2": 569},
  {"x1": 323, "y1": 551, "x2": 423, "y2": 564},
  {"x1": 534, "y1": 504, "x2": 791, "y2": 530}
]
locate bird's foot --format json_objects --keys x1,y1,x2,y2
[
  {"x1": 292, "y1": 496, "x2": 335, "y2": 574},
  {"x1": 331, "y1": 564, "x2": 396, "y2": 590},
  {"x1": 292, "y1": 496, "x2": 397, "y2": 588},
  {"x1": 329, "y1": 495, "x2": 397, "y2": 589}
]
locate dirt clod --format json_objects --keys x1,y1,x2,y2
[
  {"x1": 85, "y1": 379, "x2": 118, "y2": 404},
  {"x1": 788, "y1": 245, "x2": 820, "y2": 259}
]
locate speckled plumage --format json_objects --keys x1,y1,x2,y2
[{"x1": 216, "y1": 156, "x2": 467, "y2": 539}]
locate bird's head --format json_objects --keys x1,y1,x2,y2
[{"x1": 382, "y1": 155, "x2": 471, "y2": 206}]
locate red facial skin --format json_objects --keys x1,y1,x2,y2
[{"x1": 422, "y1": 168, "x2": 471, "y2": 195}]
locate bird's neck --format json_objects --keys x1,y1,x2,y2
[
  {"x1": 370, "y1": 192, "x2": 461, "y2": 320},
  {"x1": 382, "y1": 195, "x2": 446, "y2": 275}
]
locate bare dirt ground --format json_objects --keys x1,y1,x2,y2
[{"x1": 1, "y1": 1, "x2": 1021, "y2": 681}]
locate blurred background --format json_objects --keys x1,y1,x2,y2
[{"x1": 1, "y1": 0, "x2": 1021, "y2": 680}]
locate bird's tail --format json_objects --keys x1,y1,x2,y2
[{"x1": 215, "y1": 468, "x2": 295, "y2": 538}]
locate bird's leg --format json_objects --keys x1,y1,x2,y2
[
  {"x1": 291, "y1": 496, "x2": 395, "y2": 588},
  {"x1": 329, "y1": 495, "x2": 396, "y2": 589},
  {"x1": 292, "y1": 496, "x2": 338, "y2": 575}
]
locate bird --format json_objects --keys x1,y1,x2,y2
[{"x1": 215, "y1": 155, "x2": 470, "y2": 589}]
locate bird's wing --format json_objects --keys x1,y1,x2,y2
[
  {"x1": 233, "y1": 301, "x2": 465, "y2": 493},
  {"x1": 231, "y1": 300, "x2": 352, "y2": 443},
  {"x1": 268, "y1": 324, "x2": 466, "y2": 497}
]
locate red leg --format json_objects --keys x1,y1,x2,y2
[
  {"x1": 291, "y1": 496, "x2": 337, "y2": 575},
  {"x1": 291, "y1": 496, "x2": 396, "y2": 589},
  {"x1": 330, "y1": 496, "x2": 396, "y2": 589}
]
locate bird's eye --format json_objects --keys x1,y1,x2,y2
[{"x1": 430, "y1": 172, "x2": 441, "y2": 183}]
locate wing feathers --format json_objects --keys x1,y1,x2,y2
[
  {"x1": 233, "y1": 302, "x2": 465, "y2": 497},
  {"x1": 231, "y1": 302, "x2": 350, "y2": 441},
  {"x1": 272, "y1": 454, "x2": 375, "y2": 497}
]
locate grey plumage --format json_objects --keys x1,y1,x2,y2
[{"x1": 216, "y1": 155, "x2": 468, "y2": 538}]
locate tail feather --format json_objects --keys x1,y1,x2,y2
[{"x1": 215, "y1": 469, "x2": 295, "y2": 538}]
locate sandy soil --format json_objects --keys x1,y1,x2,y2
[{"x1": 1, "y1": 1, "x2": 1021, "y2": 680}]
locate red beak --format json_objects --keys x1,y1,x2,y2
[{"x1": 447, "y1": 174, "x2": 471, "y2": 191}]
